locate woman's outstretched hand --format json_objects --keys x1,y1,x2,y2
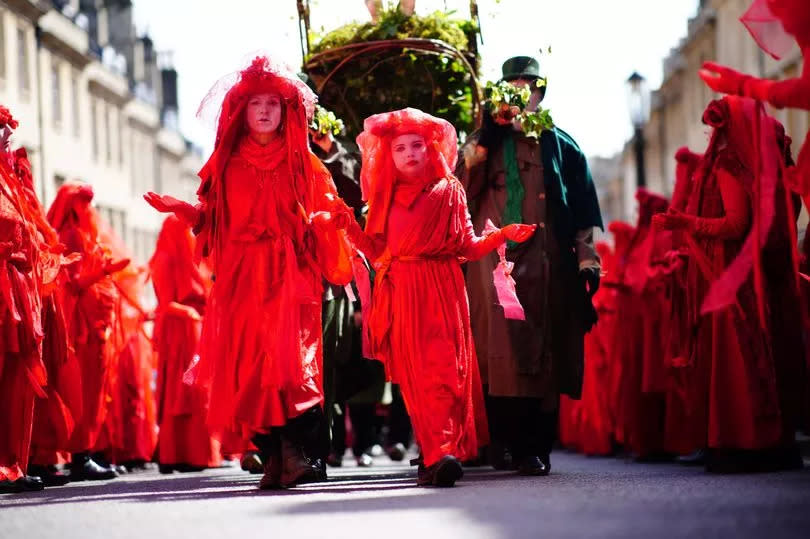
[
  {"x1": 699, "y1": 62, "x2": 747, "y2": 95},
  {"x1": 502, "y1": 223, "x2": 536, "y2": 243},
  {"x1": 144, "y1": 192, "x2": 198, "y2": 226}
]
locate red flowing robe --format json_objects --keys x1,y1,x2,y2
[
  {"x1": 151, "y1": 216, "x2": 220, "y2": 467},
  {"x1": 612, "y1": 194, "x2": 669, "y2": 458},
  {"x1": 48, "y1": 188, "x2": 119, "y2": 454},
  {"x1": 197, "y1": 137, "x2": 352, "y2": 440},
  {"x1": 0, "y1": 161, "x2": 45, "y2": 482},
  {"x1": 93, "y1": 223, "x2": 156, "y2": 465},
  {"x1": 559, "y1": 242, "x2": 617, "y2": 456},
  {"x1": 351, "y1": 176, "x2": 491, "y2": 467},
  {"x1": 681, "y1": 151, "x2": 802, "y2": 450}
]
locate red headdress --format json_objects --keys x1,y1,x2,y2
[
  {"x1": 741, "y1": 0, "x2": 810, "y2": 59},
  {"x1": 694, "y1": 96, "x2": 795, "y2": 324},
  {"x1": 195, "y1": 56, "x2": 318, "y2": 264},
  {"x1": 149, "y1": 215, "x2": 206, "y2": 306},
  {"x1": 356, "y1": 108, "x2": 458, "y2": 237},
  {"x1": 46, "y1": 181, "x2": 97, "y2": 239}
]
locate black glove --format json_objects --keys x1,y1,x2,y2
[{"x1": 579, "y1": 266, "x2": 600, "y2": 297}]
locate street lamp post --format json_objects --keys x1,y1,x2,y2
[{"x1": 626, "y1": 71, "x2": 650, "y2": 189}]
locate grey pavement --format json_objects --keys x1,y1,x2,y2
[{"x1": 2, "y1": 452, "x2": 809, "y2": 539}]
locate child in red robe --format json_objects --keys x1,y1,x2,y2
[{"x1": 323, "y1": 108, "x2": 535, "y2": 487}]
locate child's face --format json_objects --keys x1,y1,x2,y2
[{"x1": 391, "y1": 133, "x2": 428, "y2": 179}]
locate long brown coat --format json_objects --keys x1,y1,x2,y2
[{"x1": 459, "y1": 131, "x2": 594, "y2": 400}]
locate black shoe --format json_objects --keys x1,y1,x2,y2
[
  {"x1": 69, "y1": 454, "x2": 118, "y2": 481},
  {"x1": 158, "y1": 464, "x2": 175, "y2": 474},
  {"x1": 418, "y1": 456, "x2": 464, "y2": 487},
  {"x1": 517, "y1": 456, "x2": 548, "y2": 476},
  {"x1": 0, "y1": 475, "x2": 45, "y2": 492},
  {"x1": 387, "y1": 443, "x2": 407, "y2": 462},
  {"x1": 488, "y1": 443, "x2": 514, "y2": 471},
  {"x1": 174, "y1": 464, "x2": 206, "y2": 473},
  {"x1": 676, "y1": 449, "x2": 707, "y2": 466},
  {"x1": 240, "y1": 452, "x2": 264, "y2": 474},
  {"x1": 27, "y1": 465, "x2": 70, "y2": 487},
  {"x1": 326, "y1": 452, "x2": 343, "y2": 467}
]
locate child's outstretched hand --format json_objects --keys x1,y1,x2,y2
[{"x1": 502, "y1": 223, "x2": 536, "y2": 243}]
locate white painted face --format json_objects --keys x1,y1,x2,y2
[
  {"x1": 391, "y1": 133, "x2": 428, "y2": 179},
  {"x1": 246, "y1": 93, "x2": 282, "y2": 134}
]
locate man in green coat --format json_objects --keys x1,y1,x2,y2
[{"x1": 458, "y1": 56, "x2": 603, "y2": 475}]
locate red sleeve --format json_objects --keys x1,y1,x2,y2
[
  {"x1": 457, "y1": 182, "x2": 505, "y2": 261},
  {"x1": 690, "y1": 159, "x2": 751, "y2": 240},
  {"x1": 309, "y1": 154, "x2": 354, "y2": 285}
]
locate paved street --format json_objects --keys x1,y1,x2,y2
[{"x1": 2, "y1": 452, "x2": 809, "y2": 539}]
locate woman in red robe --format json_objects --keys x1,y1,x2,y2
[
  {"x1": 93, "y1": 221, "x2": 156, "y2": 470},
  {"x1": 144, "y1": 56, "x2": 352, "y2": 489},
  {"x1": 150, "y1": 215, "x2": 220, "y2": 472},
  {"x1": 326, "y1": 108, "x2": 534, "y2": 487},
  {"x1": 10, "y1": 148, "x2": 77, "y2": 486},
  {"x1": 47, "y1": 182, "x2": 127, "y2": 481},
  {"x1": 0, "y1": 111, "x2": 47, "y2": 492},
  {"x1": 654, "y1": 96, "x2": 805, "y2": 472}
]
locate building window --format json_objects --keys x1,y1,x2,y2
[
  {"x1": 0, "y1": 11, "x2": 7, "y2": 82},
  {"x1": 71, "y1": 72, "x2": 80, "y2": 137},
  {"x1": 91, "y1": 98, "x2": 98, "y2": 160},
  {"x1": 104, "y1": 103, "x2": 112, "y2": 164},
  {"x1": 118, "y1": 110, "x2": 125, "y2": 167},
  {"x1": 17, "y1": 27, "x2": 29, "y2": 98},
  {"x1": 51, "y1": 59, "x2": 62, "y2": 128}
]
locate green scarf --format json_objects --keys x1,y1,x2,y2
[{"x1": 502, "y1": 134, "x2": 524, "y2": 249}]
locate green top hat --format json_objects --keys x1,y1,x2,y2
[{"x1": 500, "y1": 56, "x2": 542, "y2": 82}]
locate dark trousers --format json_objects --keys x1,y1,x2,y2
[
  {"x1": 485, "y1": 392, "x2": 558, "y2": 461},
  {"x1": 252, "y1": 405, "x2": 329, "y2": 462},
  {"x1": 387, "y1": 384, "x2": 412, "y2": 447},
  {"x1": 331, "y1": 402, "x2": 378, "y2": 458}
]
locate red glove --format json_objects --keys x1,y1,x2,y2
[
  {"x1": 502, "y1": 223, "x2": 536, "y2": 243},
  {"x1": 652, "y1": 210, "x2": 694, "y2": 232},
  {"x1": 105, "y1": 258, "x2": 130, "y2": 275},
  {"x1": 699, "y1": 62, "x2": 750, "y2": 95},
  {"x1": 144, "y1": 192, "x2": 199, "y2": 226}
]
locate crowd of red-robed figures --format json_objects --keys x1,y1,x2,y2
[
  {"x1": 3, "y1": 0, "x2": 810, "y2": 493},
  {"x1": 0, "y1": 107, "x2": 220, "y2": 490}
]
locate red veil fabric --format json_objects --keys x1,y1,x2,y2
[
  {"x1": 150, "y1": 216, "x2": 219, "y2": 467},
  {"x1": 347, "y1": 108, "x2": 497, "y2": 467},
  {"x1": 187, "y1": 56, "x2": 352, "y2": 439},
  {"x1": 741, "y1": 0, "x2": 797, "y2": 60}
]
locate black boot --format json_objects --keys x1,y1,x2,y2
[
  {"x1": 284, "y1": 406, "x2": 329, "y2": 482},
  {"x1": 279, "y1": 436, "x2": 322, "y2": 487}
]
